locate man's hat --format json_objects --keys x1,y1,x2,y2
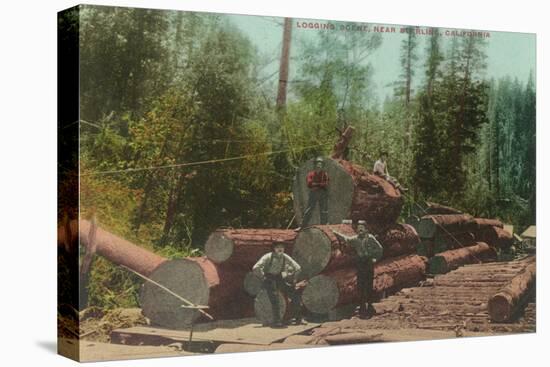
[
  {"x1": 380, "y1": 150, "x2": 388, "y2": 156},
  {"x1": 272, "y1": 241, "x2": 286, "y2": 249},
  {"x1": 315, "y1": 156, "x2": 324, "y2": 163}
]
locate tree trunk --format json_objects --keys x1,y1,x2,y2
[
  {"x1": 476, "y1": 226, "x2": 513, "y2": 249},
  {"x1": 474, "y1": 218, "x2": 504, "y2": 230},
  {"x1": 204, "y1": 228, "x2": 297, "y2": 270},
  {"x1": 428, "y1": 242, "x2": 497, "y2": 274},
  {"x1": 301, "y1": 255, "x2": 428, "y2": 314},
  {"x1": 293, "y1": 158, "x2": 403, "y2": 228},
  {"x1": 140, "y1": 257, "x2": 253, "y2": 328},
  {"x1": 276, "y1": 17, "x2": 292, "y2": 111},
  {"x1": 488, "y1": 257, "x2": 535, "y2": 322},
  {"x1": 418, "y1": 214, "x2": 477, "y2": 238}
]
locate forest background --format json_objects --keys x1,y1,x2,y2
[{"x1": 58, "y1": 5, "x2": 536, "y2": 309}]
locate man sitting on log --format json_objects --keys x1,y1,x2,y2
[
  {"x1": 333, "y1": 220, "x2": 383, "y2": 319},
  {"x1": 373, "y1": 151, "x2": 407, "y2": 192},
  {"x1": 253, "y1": 241, "x2": 304, "y2": 327},
  {"x1": 301, "y1": 156, "x2": 330, "y2": 227}
]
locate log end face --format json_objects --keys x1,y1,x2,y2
[
  {"x1": 243, "y1": 271, "x2": 263, "y2": 296},
  {"x1": 140, "y1": 259, "x2": 210, "y2": 329},
  {"x1": 205, "y1": 232, "x2": 234, "y2": 263},
  {"x1": 428, "y1": 256, "x2": 448, "y2": 274},
  {"x1": 302, "y1": 274, "x2": 339, "y2": 315},
  {"x1": 293, "y1": 227, "x2": 333, "y2": 280},
  {"x1": 254, "y1": 289, "x2": 286, "y2": 324},
  {"x1": 488, "y1": 293, "x2": 513, "y2": 323}
]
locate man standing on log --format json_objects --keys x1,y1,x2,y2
[
  {"x1": 333, "y1": 220, "x2": 383, "y2": 318},
  {"x1": 301, "y1": 156, "x2": 330, "y2": 227},
  {"x1": 253, "y1": 242, "x2": 304, "y2": 327},
  {"x1": 373, "y1": 151, "x2": 407, "y2": 192}
]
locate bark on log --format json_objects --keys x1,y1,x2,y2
[
  {"x1": 292, "y1": 158, "x2": 403, "y2": 227},
  {"x1": 474, "y1": 218, "x2": 504, "y2": 230},
  {"x1": 140, "y1": 257, "x2": 253, "y2": 328},
  {"x1": 425, "y1": 202, "x2": 463, "y2": 215},
  {"x1": 476, "y1": 226, "x2": 513, "y2": 249},
  {"x1": 292, "y1": 224, "x2": 357, "y2": 279},
  {"x1": 301, "y1": 255, "x2": 428, "y2": 314},
  {"x1": 376, "y1": 223, "x2": 420, "y2": 258},
  {"x1": 253, "y1": 289, "x2": 287, "y2": 325},
  {"x1": 78, "y1": 220, "x2": 167, "y2": 277},
  {"x1": 418, "y1": 214, "x2": 477, "y2": 239},
  {"x1": 204, "y1": 228, "x2": 297, "y2": 269},
  {"x1": 488, "y1": 257, "x2": 536, "y2": 323},
  {"x1": 428, "y1": 242, "x2": 497, "y2": 274}
]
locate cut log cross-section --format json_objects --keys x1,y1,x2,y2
[
  {"x1": 418, "y1": 214, "x2": 478, "y2": 239},
  {"x1": 292, "y1": 157, "x2": 403, "y2": 228},
  {"x1": 488, "y1": 257, "x2": 536, "y2": 322},
  {"x1": 204, "y1": 228, "x2": 297, "y2": 269},
  {"x1": 140, "y1": 257, "x2": 253, "y2": 329},
  {"x1": 301, "y1": 255, "x2": 428, "y2": 315},
  {"x1": 375, "y1": 223, "x2": 420, "y2": 258}
]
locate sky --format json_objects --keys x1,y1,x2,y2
[{"x1": 225, "y1": 14, "x2": 536, "y2": 103}]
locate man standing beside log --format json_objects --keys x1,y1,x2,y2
[
  {"x1": 373, "y1": 151, "x2": 407, "y2": 192},
  {"x1": 333, "y1": 220, "x2": 383, "y2": 318},
  {"x1": 301, "y1": 156, "x2": 330, "y2": 227},
  {"x1": 253, "y1": 242, "x2": 303, "y2": 327}
]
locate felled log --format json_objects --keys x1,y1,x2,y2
[
  {"x1": 474, "y1": 218, "x2": 504, "y2": 230},
  {"x1": 428, "y1": 242, "x2": 497, "y2": 274},
  {"x1": 375, "y1": 223, "x2": 420, "y2": 258},
  {"x1": 292, "y1": 158, "x2": 403, "y2": 228},
  {"x1": 253, "y1": 289, "x2": 287, "y2": 325},
  {"x1": 433, "y1": 232, "x2": 476, "y2": 251},
  {"x1": 140, "y1": 257, "x2": 253, "y2": 328},
  {"x1": 78, "y1": 220, "x2": 167, "y2": 277},
  {"x1": 476, "y1": 226, "x2": 513, "y2": 249},
  {"x1": 301, "y1": 255, "x2": 428, "y2": 314},
  {"x1": 488, "y1": 258, "x2": 536, "y2": 322},
  {"x1": 425, "y1": 202, "x2": 463, "y2": 215},
  {"x1": 204, "y1": 228, "x2": 297, "y2": 269},
  {"x1": 418, "y1": 214, "x2": 477, "y2": 239},
  {"x1": 292, "y1": 224, "x2": 357, "y2": 279}
]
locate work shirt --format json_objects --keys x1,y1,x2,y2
[
  {"x1": 306, "y1": 170, "x2": 329, "y2": 190},
  {"x1": 373, "y1": 159, "x2": 387, "y2": 176},
  {"x1": 253, "y1": 252, "x2": 302, "y2": 278},
  {"x1": 334, "y1": 231, "x2": 384, "y2": 260}
]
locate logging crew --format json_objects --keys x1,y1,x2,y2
[
  {"x1": 253, "y1": 242, "x2": 303, "y2": 327},
  {"x1": 332, "y1": 220, "x2": 383, "y2": 318},
  {"x1": 302, "y1": 156, "x2": 330, "y2": 227},
  {"x1": 373, "y1": 151, "x2": 407, "y2": 192}
]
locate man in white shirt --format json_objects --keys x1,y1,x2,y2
[
  {"x1": 253, "y1": 242, "x2": 303, "y2": 327},
  {"x1": 373, "y1": 151, "x2": 407, "y2": 192}
]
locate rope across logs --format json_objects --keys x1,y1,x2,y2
[
  {"x1": 301, "y1": 255, "x2": 428, "y2": 315},
  {"x1": 488, "y1": 257, "x2": 536, "y2": 322},
  {"x1": 428, "y1": 242, "x2": 498, "y2": 274}
]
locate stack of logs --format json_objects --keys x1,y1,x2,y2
[{"x1": 409, "y1": 202, "x2": 513, "y2": 274}]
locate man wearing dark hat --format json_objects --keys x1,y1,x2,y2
[
  {"x1": 302, "y1": 156, "x2": 330, "y2": 227},
  {"x1": 253, "y1": 242, "x2": 303, "y2": 327},
  {"x1": 333, "y1": 220, "x2": 383, "y2": 318}
]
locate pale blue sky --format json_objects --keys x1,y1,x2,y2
[{"x1": 225, "y1": 14, "x2": 536, "y2": 103}]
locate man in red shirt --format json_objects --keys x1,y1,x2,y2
[{"x1": 302, "y1": 157, "x2": 329, "y2": 226}]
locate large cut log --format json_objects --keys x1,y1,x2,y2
[
  {"x1": 293, "y1": 224, "x2": 419, "y2": 280},
  {"x1": 253, "y1": 289, "x2": 287, "y2": 325},
  {"x1": 243, "y1": 271, "x2": 264, "y2": 296},
  {"x1": 474, "y1": 218, "x2": 504, "y2": 230},
  {"x1": 428, "y1": 242, "x2": 497, "y2": 274},
  {"x1": 425, "y1": 202, "x2": 463, "y2": 215},
  {"x1": 292, "y1": 224, "x2": 357, "y2": 279},
  {"x1": 418, "y1": 214, "x2": 477, "y2": 239},
  {"x1": 488, "y1": 257, "x2": 536, "y2": 322},
  {"x1": 292, "y1": 157, "x2": 403, "y2": 228},
  {"x1": 78, "y1": 220, "x2": 167, "y2": 277},
  {"x1": 301, "y1": 255, "x2": 428, "y2": 314},
  {"x1": 375, "y1": 223, "x2": 420, "y2": 258},
  {"x1": 204, "y1": 228, "x2": 297, "y2": 269},
  {"x1": 476, "y1": 226, "x2": 513, "y2": 249},
  {"x1": 140, "y1": 257, "x2": 252, "y2": 328}
]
